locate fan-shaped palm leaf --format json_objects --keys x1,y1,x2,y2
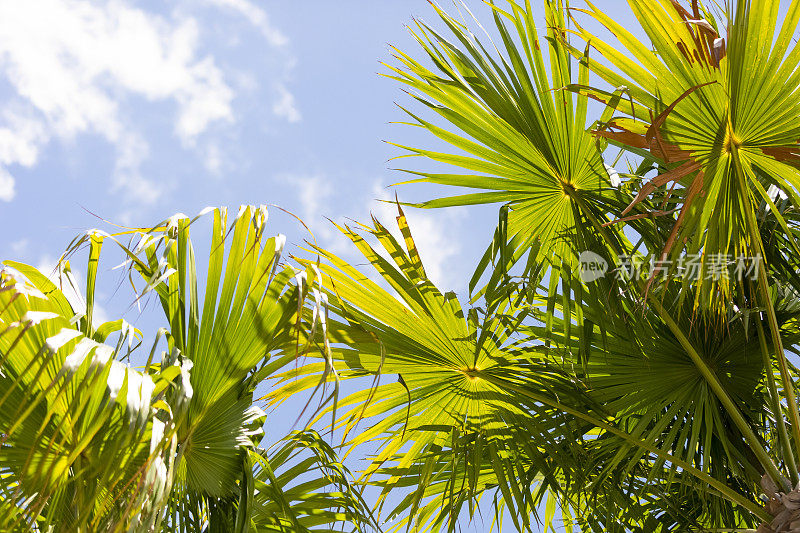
[
  {"x1": 0, "y1": 265, "x2": 182, "y2": 532},
  {"x1": 530, "y1": 278, "x2": 800, "y2": 529},
  {"x1": 267, "y1": 209, "x2": 602, "y2": 532},
  {"x1": 1, "y1": 206, "x2": 379, "y2": 532},
  {"x1": 387, "y1": 0, "x2": 623, "y2": 294},
  {"x1": 566, "y1": 0, "x2": 800, "y2": 303},
  {"x1": 267, "y1": 207, "x2": 774, "y2": 530},
  {"x1": 561, "y1": 0, "x2": 800, "y2": 503}
]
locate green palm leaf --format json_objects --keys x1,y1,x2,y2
[
  {"x1": 0, "y1": 265, "x2": 182, "y2": 532},
  {"x1": 387, "y1": 0, "x2": 621, "y2": 293},
  {"x1": 250, "y1": 430, "x2": 378, "y2": 533},
  {"x1": 266, "y1": 210, "x2": 645, "y2": 532},
  {"x1": 567, "y1": 0, "x2": 800, "y2": 306},
  {"x1": 1, "y1": 206, "x2": 379, "y2": 532}
]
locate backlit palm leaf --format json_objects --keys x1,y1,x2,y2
[
  {"x1": 1, "y1": 206, "x2": 378, "y2": 532},
  {"x1": 387, "y1": 0, "x2": 621, "y2": 293},
  {"x1": 59, "y1": 207, "x2": 299, "y2": 510},
  {"x1": 250, "y1": 430, "x2": 377, "y2": 533},
  {"x1": 0, "y1": 266, "x2": 181, "y2": 532},
  {"x1": 567, "y1": 0, "x2": 800, "y2": 307},
  {"x1": 266, "y1": 210, "x2": 651, "y2": 532}
]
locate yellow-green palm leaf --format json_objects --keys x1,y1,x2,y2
[
  {"x1": 267, "y1": 210, "x2": 605, "y2": 532},
  {"x1": 388, "y1": 0, "x2": 621, "y2": 290},
  {"x1": 0, "y1": 266, "x2": 180, "y2": 532},
  {"x1": 569, "y1": 0, "x2": 800, "y2": 307}
]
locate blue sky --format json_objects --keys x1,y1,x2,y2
[
  {"x1": 0, "y1": 0, "x2": 498, "y2": 295},
  {"x1": 0, "y1": 0, "x2": 642, "y2": 294},
  {"x1": 0, "y1": 1, "x2": 640, "y2": 530}
]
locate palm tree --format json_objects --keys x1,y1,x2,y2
[
  {"x1": 0, "y1": 206, "x2": 376, "y2": 532},
  {"x1": 5, "y1": 0, "x2": 800, "y2": 531},
  {"x1": 277, "y1": 0, "x2": 800, "y2": 531}
]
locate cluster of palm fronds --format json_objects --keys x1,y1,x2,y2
[
  {"x1": 4, "y1": 0, "x2": 800, "y2": 531},
  {"x1": 0, "y1": 208, "x2": 376, "y2": 532}
]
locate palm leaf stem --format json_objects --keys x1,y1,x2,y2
[
  {"x1": 754, "y1": 223, "x2": 800, "y2": 483},
  {"x1": 649, "y1": 297, "x2": 784, "y2": 488},
  {"x1": 733, "y1": 142, "x2": 800, "y2": 478},
  {"x1": 479, "y1": 372, "x2": 771, "y2": 521},
  {"x1": 756, "y1": 317, "x2": 797, "y2": 486}
]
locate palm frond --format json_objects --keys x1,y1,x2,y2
[
  {"x1": 387, "y1": 0, "x2": 622, "y2": 296},
  {"x1": 0, "y1": 265, "x2": 181, "y2": 531}
]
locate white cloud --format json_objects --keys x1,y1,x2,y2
[
  {"x1": 0, "y1": 109, "x2": 46, "y2": 168},
  {"x1": 205, "y1": 0, "x2": 288, "y2": 47},
  {"x1": 203, "y1": 143, "x2": 224, "y2": 175},
  {"x1": 9, "y1": 238, "x2": 29, "y2": 257},
  {"x1": 273, "y1": 84, "x2": 302, "y2": 124},
  {"x1": 292, "y1": 174, "x2": 333, "y2": 220},
  {"x1": 0, "y1": 166, "x2": 15, "y2": 201},
  {"x1": 112, "y1": 132, "x2": 163, "y2": 205},
  {"x1": 283, "y1": 173, "x2": 464, "y2": 289},
  {"x1": 369, "y1": 183, "x2": 463, "y2": 289},
  {"x1": 281, "y1": 174, "x2": 335, "y2": 245},
  {"x1": 0, "y1": 0, "x2": 235, "y2": 203},
  {"x1": 173, "y1": 56, "x2": 234, "y2": 143}
]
